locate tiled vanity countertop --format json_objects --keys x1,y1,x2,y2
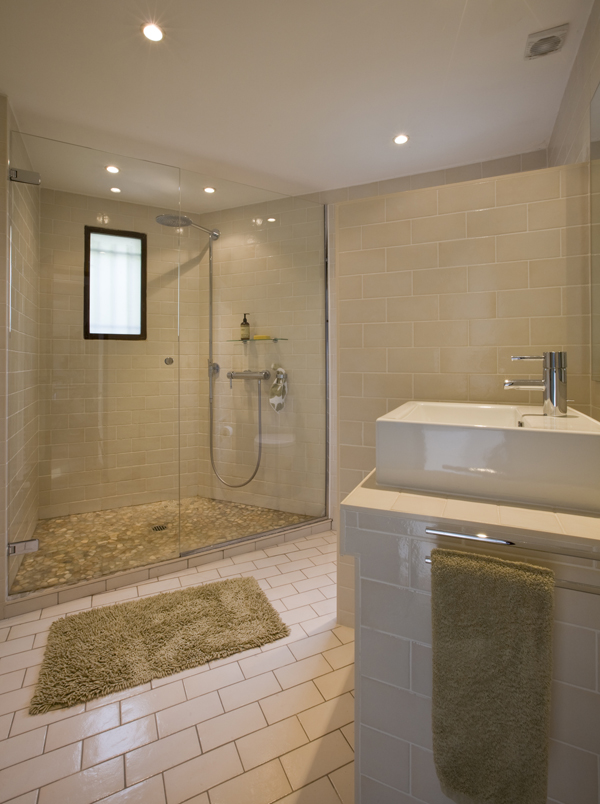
[{"x1": 342, "y1": 468, "x2": 600, "y2": 560}]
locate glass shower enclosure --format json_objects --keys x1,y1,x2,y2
[{"x1": 7, "y1": 133, "x2": 327, "y2": 597}]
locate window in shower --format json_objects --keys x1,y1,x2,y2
[{"x1": 84, "y1": 226, "x2": 147, "y2": 339}]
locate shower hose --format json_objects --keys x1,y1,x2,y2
[{"x1": 208, "y1": 373, "x2": 264, "y2": 488}]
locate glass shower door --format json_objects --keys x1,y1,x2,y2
[{"x1": 8, "y1": 134, "x2": 183, "y2": 593}]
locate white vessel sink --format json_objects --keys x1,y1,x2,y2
[{"x1": 376, "y1": 401, "x2": 600, "y2": 515}]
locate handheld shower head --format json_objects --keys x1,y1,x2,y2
[{"x1": 155, "y1": 213, "x2": 220, "y2": 239}]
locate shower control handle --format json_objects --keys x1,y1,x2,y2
[{"x1": 226, "y1": 369, "x2": 271, "y2": 389}]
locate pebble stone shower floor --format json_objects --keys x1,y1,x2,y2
[
  {"x1": 0, "y1": 529, "x2": 355, "y2": 804},
  {"x1": 10, "y1": 498, "x2": 313, "y2": 594}
]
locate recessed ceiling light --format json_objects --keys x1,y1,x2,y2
[
  {"x1": 204, "y1": 187, "x2": 215, "y2": 194},
  {"x1": 267, "y1": 217, "x2": 276, "y2": 222},
  {"x1": 142, "y1": 23, "x2": 163, "y2": 41},
  {"x1": 394, "y1": 134, "x2": 409, "y2": 145},
  {"x1": 110, "y1": 187, "x2": 121, "y2": 193},
  {"x1": 106, "y1": 166, "x2": 119, "y2": 174}
]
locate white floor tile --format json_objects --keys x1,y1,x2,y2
[
  {"x1": 0, "y1": 529, "x2": 351, "y2": 804},
  {"x1": 208, "y1": 758, "x2": 292, "y2": 804},
  {"x1": 196, "y1": 701, "x2": 266, "y2": 752},
  {"x1": 82, "y1": 714, "x2": 158, "y2": 768},
  {"x1": 125, "y1": 726, "x2": 201, "y2": 785},
  {"x1": 155, "y1": 690, "x2": 223, "y2": 738},
  {"x1": 236, "y1": 716, "x2": 308, "y2": 770},
  {"x1": 238, "y1": 646, "x2": 296, "y2": 679},
  {"x1": 0, "y1": 727, "x2": 47, "y2": 771},
  {"x1": 98, "y1": 775, "x2": 166, "y2": 804},
  {"x1": 280, "y1": 730, "x2": 354, "y2": 790},
  {"x1": 163, "y1": 743, "x2": 243, "y2": 804},
  {"x1": 45, "y1": 703, "x2": 120, "y2": 751},
  {"x1": 37, "y1": 756, "x2": 124, "y2": 804},
  {"x1": 218, "y1": 671, "x2": 281, "y2": 712}
]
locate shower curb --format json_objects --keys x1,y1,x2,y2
[{"x1": 2, "y1": 518, "x2": 333, "y2": 620}]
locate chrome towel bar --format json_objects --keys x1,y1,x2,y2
[{"x1": 425, "y1": 528, "x2": 513, "y2": 546}]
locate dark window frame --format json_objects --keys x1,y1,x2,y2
[{"x1": 84, "y1": 225, "x2": 147, "y2": 340}]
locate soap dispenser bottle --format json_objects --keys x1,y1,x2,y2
[{"x1": 240, "y1": 313, "x2": 250, "y2": 341}]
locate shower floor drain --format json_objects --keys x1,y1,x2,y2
[{"x1": 152, "y1": 524, "x2": 168, "y2": 531}]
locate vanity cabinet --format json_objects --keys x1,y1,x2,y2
[{"x1": 341, "y1": 471, "x2": 600, "y2": 804}]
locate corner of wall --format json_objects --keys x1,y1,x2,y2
[
  {"x1": 548, "y1": 0, "x2": 600, "y2": 167},
  {"x1": 0, "y1": 94, "x2": 9, "y2": 621}
]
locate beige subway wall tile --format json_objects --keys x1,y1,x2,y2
[
  {"x1": 496, "y1": 229, "x2": 561, "y2": 262},
  {"x1": 385, "y1": 189, "x2": 437, "y2": 221},
  {"x1": 387, "y1": 347, "x2": 440, "y2": 374},
  {"x1": 338, "y1": 249, "x2": 385, "y2": 276},
  {"x1": 412, "y1": 212, "x2": 466, "y2": 244},
  {"x1": 413, "y1": 373, "x2": 469, "y2": 400},
  {"x1": 338, "y1": 276, "x2": 363, "y2": 300},
  {"x1": 337, "y1": 228, "x2": 362, "y2": 252},
  {"x1": 339, "y1": 373, "x2": 363, "y2": 398},
  {"x1": 439, "y1": 237, "x2": 496, "y2": 266},
  {"x1": 562, "y1": 285, "x2": 590, "y2": 316},
  {"x1": 337, "y1": 198, "x2": 385, "y2": 228},
  {"x1": 387, "y1": 296, "x2": 438, "y2": 322},
  {"x1": 439, "y1": 291, "x2": 496, "y2": 320},
  {"x1": 362, "y1": 272, "x2": 412, "y2": 299},
  {"x1": 364, "y1": 323, "x2": 412, "y2": 348},
  {"x1": 339, "y1": 299, "x2": 385, "y2": 324},
  {"x1": 468, "y1": 262, "x2": 528, "y2": 291},
  {"x1": 339, "y1": 324, "x2": 363, "y2": 348},
  {"x1": 386, "y1": 243, "x2": 438, "y2": 272},
  {"x1": 496, "y1": 288, "x2": 562, "y2": 318},
  {"x1": 413, "y1": 266, "x2": 467, "y2": 296},
  {"x1": 560, "y1": 164, "x2": 589, "y2": 198},
  {"x1": 528, "y1": 196, "x2": 589, "y2": 231},
  {"x1": 529, "y1": 256, "x2": 590, "y2": 287},
  {"x1": 362, "y1": 373, "x2": 413, "y2": 399},
  {"x1": 438, "y1": 180, "x2": 495, "y2": 214},
  {"x1": 440, "y1": 347, "x2": 497, "y2": 374},
  {"x1": 361, "y1": 221, "x2": 411, "y2": 249},
  {"x1": 469, "y1": 318, "x2": 530, "y2": 346},
  {"x1": 340, "y1": 348, "x2": 387, "y2": 373},
  {"x1": 496, "y1": 170, "x2": 561, "y2": 206},
  {"x1": 413, "y1": 321, "x2": 469, "y2": 347},
  {"x1": 562, "y1": 225, "x2": 590, "y2": 257},
  {"x1": 467, "y1": 204, "x2": 527, "y2": 238},
  {"x1": 530, "y1": 315, "x2": 590, "y2": 344}
]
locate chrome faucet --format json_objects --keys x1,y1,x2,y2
[{"x1": 503, "y1": 351, "x2": 567, "y2": 416}]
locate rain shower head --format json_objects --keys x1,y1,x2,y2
[
  {"x1": 155, "y1": 213, "x2": 220, "y2": 239},
  {"x1": 156, "y1": 214, "x2": 193, "y2": 227}
]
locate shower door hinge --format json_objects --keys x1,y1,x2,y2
[
  {"x1": 7, "y1": 539, "x2": 39, "y2": 556},
  {"x1": 9, "y1": 168, "x2": 41, "y2": 186}
]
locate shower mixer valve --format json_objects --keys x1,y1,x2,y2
[{"x1": 226, "y1": 369, "x2": 271, "y2": 389}]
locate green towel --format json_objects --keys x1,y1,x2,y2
[{"x1": 431, "y1": 548, "x2": 554, "y2": 804}]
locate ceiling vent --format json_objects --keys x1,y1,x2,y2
[{"x1": 525, "y1": 24, "x2": 569, "y2": 59}]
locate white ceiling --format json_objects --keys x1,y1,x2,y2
[{"x1": 0, "y1": 0, "x2": 595, "y2": 197}]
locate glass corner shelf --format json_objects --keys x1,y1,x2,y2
[{"x1": 227, "y1": 337, "x2": 288, "y2": 343}]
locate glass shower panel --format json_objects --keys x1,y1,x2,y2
[
  {"x1": 7, "y1": 134, "x2": 182, "y2": 593},
  {"x1": 178, "y1": 169, "x2": 327, "y2": 554}
]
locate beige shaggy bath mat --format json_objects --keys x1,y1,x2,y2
[{"x1": 29, "y1": 576, "x2": 290, "y2": 714}]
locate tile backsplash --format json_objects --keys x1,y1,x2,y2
[{"x1": 335, "y1": 163, "x2": 591, "y2": 499}]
